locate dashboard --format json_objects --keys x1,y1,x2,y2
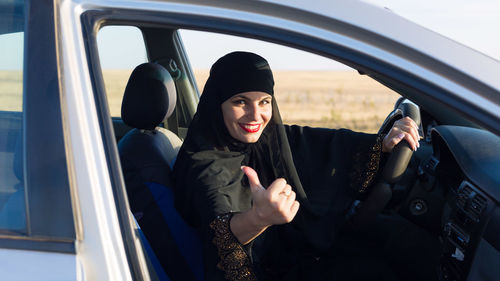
[{"x1": 405, "y1": 125, "x2": 500, "y2": 281}]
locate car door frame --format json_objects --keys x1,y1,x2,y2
[{"x1": 71, "y1": 1, "x2": 499, "y2": 280}]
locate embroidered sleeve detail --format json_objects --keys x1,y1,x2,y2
[
  {"x1": 350, "y1": 133, "x2": 385, "y2": 194},
  {"x1": 209, "y1": 213, "x2": 258, "y2": 281}
]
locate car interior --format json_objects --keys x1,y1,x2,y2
[
  {"x1": 0, "y1": 10, "x2": 497, "y2": 277},
  {"x1": 117, "y1": 61, "x2": 203, "y2": 280},
  {"x1": 92, "y1": 21, "x2": 500, "y2": 281},
  {"x1": 1, "y1": 1, "x2": 497, "y2": 280}
]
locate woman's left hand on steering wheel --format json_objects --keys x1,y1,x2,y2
[{"x1": 382, "y1": 116, "x2": 420, "y2": 153}]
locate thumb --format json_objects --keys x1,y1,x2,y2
[{"x1": 241, "y1": 166, "x2": 265, "y2": 193}]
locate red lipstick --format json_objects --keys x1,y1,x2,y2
[{"x1": 239, "y1": 123, "x2": 261, "y2": 133}]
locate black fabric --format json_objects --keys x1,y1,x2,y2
[
  {"x1": 121, "y1": 63, "x2": 177, "y2": 130},
  {"x1": 172, "y1": 52, "x2": 383, "y2": 281},
  {"x1": 207, "y1": 51, "x2": 274, "y2": 103}
]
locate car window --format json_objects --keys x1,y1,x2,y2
[
  {"x1": 179, "y1": 29, "x2": 400, "y2": 133},
  {"x1": 97, "y1": 25, "x2": 148, "y2": 117},
  {"x1": 0, "y1": 12, "x2": 26, "y2": 232},
  {"x1": 0, "y1": 0, "x2": 75, "y2": 248}
]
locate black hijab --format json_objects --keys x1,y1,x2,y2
[
  {"x1": 172, "y1": 52, "x2": 384, "y2": 277},
  {"x1": 173, "y1": 52, "x2": 312, "y2": 224}
]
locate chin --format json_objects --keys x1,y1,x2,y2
[{"x1": 240, "y1": 134, "x2": 261, "y2": 143}]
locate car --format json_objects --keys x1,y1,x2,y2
[{"x1": 0, "y1": 0, "x2": 499, "y2": 280}]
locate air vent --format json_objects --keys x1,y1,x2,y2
[
  {"x1": 423, "y1": 156, "x2": 439, "y2": 175},
  {"x1": 469, "y1": 195, "x2": 487, "y2": 218},
  {"x1": 456, "y1": 185, "x2": 473, "y2": 208},
  {"x1": 457, "y1": 182, "x2": 488, "y2": 222}
]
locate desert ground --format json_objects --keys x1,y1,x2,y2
[
  {"x1": 0, "y1": 70, "x2": 23, "y2": 112},
  {"x1": 0, "y1": 69, "x2": 399, "y2": 203},
  {"x1": 191, "y1": 69, "x2": 400, "y2": 133},
  {"x1": 1, "y1": 69, "x2": 400, "y2": 133}
]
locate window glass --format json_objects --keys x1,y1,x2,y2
[
  {"x1": 0, "y1": 1, "x2": 26, "y2": 232},
  {"x1": 97, "y1": 26, "x2": 148, "y2": 117},
  {"x1": 179, "y1": 29, "x2": 400, "y2": 133}
]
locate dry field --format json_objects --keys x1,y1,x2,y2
[
  {"x1": 1, "y1": 69, "x2": 400, "y2": 133},
  {"x1": 192, "y1": 69, "x2": 400, "y2": 133},
  {"x1": 0, "y1": 70, "x2": 23, "y2": 111}
]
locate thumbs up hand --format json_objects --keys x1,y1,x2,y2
[
  {"x1": 242, "y1": 166, "x2": 300, "y2": 228},
  {"x1": 229, "y1": 166, "x2": 301, "y2": 245}
]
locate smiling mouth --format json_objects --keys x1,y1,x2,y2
[{"x1": 239, "y1": 123, "x2": 261, "y2": 133}]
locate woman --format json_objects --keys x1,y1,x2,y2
[{"x1": 173, "y1": 52, "x2": 419, "y2": 281}]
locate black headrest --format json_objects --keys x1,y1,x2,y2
[{"x1": 121, "y1": 63, "x2": 177, "y2": 130}]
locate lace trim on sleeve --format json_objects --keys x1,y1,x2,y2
[
  {"x1": 350, "y1": 133, "x2": 385, "y2": 194},
  {"x1": 209, "y1": 213, "x2": 258, "y2": 281}
]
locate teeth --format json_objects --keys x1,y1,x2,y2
[
  {"x1": 240, "y1": 124, "x2": 261, "y2": 132},
  {"x1": 244, "y1": 124, "x2": 259, "y2": 129}
]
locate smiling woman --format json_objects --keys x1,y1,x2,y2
[
  {"x1": 180, "y1": 29, "x2": 401, "y2": 133},
  {"x1": 0, "y1": 0, "x2": 498, "y2": 280},
  {"x1": 171, "y1": 51, "x2": 420, "y2": 281},
  {"x1": 221, "y1": 91, "x2": 273, "y2": 143}
]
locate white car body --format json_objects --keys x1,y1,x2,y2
[{"x1": 0, "y1": 0, "x2": 498, "y2": 280}]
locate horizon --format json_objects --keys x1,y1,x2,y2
[{"x1": 1, "y1": 0, "x2": 498, "y2": 70}]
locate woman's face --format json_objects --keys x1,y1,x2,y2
[{"x1": 221, "y1": 91, "x2": 273, "y2": 143}]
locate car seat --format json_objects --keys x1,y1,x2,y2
[
  {"x1": 0, "y1": 127, "x2": 25, "y2": 231},
  {"x1": 118, "y1": 63, "x2": 204, "y2": 281}
]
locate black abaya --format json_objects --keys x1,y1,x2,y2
[{"x1": 172, "y1": 52, "x2": 385, "y2": 281}]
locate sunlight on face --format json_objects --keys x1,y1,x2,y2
[{"x1": 221, "y1": 91, "x2": 273, "y2": 143}]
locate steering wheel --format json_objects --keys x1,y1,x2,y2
[
  {"x1": 345, "y1": 99, "x2": 421, "y2": 228},
  {"x1": 378, "y1": 99, "x2": 421, "y2": 184},
  {"x1": 347, "y1": 99, "x2": 421, "y2": 228}
]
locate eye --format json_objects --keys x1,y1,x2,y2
[
  {"x1": 232, "y1": 99, "x2": 246, "y2": 105},
  {"x1": 260, "y1": 98, "x2": 271, "y2": 105}
]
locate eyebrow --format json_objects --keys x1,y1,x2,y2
[{"x1": 231, "y1": 95, "x2": 272, "y2": 101}]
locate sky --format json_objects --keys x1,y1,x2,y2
[
  {"x1": 1, "y1": 0, "x2": 499, "y2": 70},
  {"x1": 363, "y1": 0, "x2": 500, "y2": 61},
  {"x1": 177, "y1": 0, "x2": 500, "y2": 70}
]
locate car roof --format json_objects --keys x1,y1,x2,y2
[
  {"x1": 258, "y1": 0, "x2": 499, "y2": 92},
  {"x1": 77, "y1": 0, "x2": 500, "y2": 93},
  {"x1": 67, "y1": 0, "x2": 500, "y2": 132}
]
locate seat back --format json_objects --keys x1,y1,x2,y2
[
  {"x1": 118, "y1": 63, "x2": 204, "y2": 281},
  {"x1": 0, "y1": 123, "x2": 25, "y2": 231}
]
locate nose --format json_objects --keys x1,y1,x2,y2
[{"x1": 246, "y1": 103, "x2": 261, "y2": 121}]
